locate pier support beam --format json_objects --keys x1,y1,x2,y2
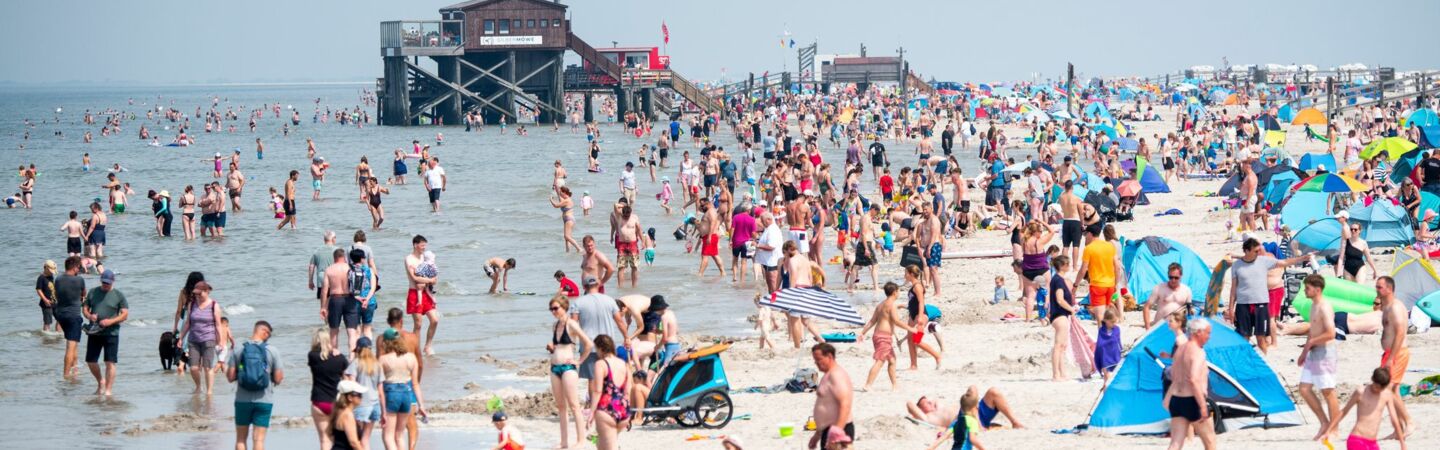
[
  {"x1": 435, "y1": 56, "x2": 462, "y2": 126},
  {"x1": 583, "y1": 92, "x2": 594, "y2": 123},
  {"x1": 382, "y1": 56, "x2": 410, "y2": 126},
  {"x1": 641, "y1": 88, "x2": 655, "y2": 120}
]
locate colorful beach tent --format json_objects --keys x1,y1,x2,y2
[
  {"x1": 1277, "y1": 104, "x2": 1295, "y2": 123},
  {"x1": 1360, "y1": 137, "x2": 1418, "y2": 161},
  {"x1": 1133, "y1": 157, "x2": 1171, "y2": 193},
  {"x1": 1419, "y1": 192, "x2": 1440, "y2": 230},
  {"x1": 1345, "y1": 200, "x2": 1415, "y2": 248},
  {"x1": 1390, "y1": 249, "x2": 1440, "y2": 310},
  {"x1": 1291, "y1": 108, "x2": 1326, "y2": 126},
  {"x1": 1088, "y1": 318, "x2": 1302, "y2": 435},
  {"x1": 1291, "y1": 217, "x2": 1344, "y2": 253},
  {"x1": 1264, "y1": 130, "x2": 1287, "y2": 148},
  {"x1": 1298, "y1": 153, "x2": 1337, "y2": 172},
  {"x1": 1122, "y1": 237, "x2": 1210, "y2": 307},
  {"x1": 1407, "y1": 108, "x2": 1438, "y2": 129}
]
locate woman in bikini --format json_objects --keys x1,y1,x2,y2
[
  {"x1": 1019, "y1": 221, "x2": 1055, "y2": 322},
  {"x1": 547, "y1": 295, "x2": 592, "y2": 449},
  {"x1": 364, "y1": 177, "x2": 388, "y2": 230},
  {"x1": 587, "y1": 335, "x2": 631, "y2": 450},
  {"x1": 549, "y1": 187, "x2": 581, "y2": 253},
  {"x1": 903, "y1": 265, "x2": 943, "y2": 370},
  {"x1": 180, "y1": 185, "x2": 197, "y2": 240},
  {"x1": 355, "y1": 157, "x2": 372, "y2": 202}
]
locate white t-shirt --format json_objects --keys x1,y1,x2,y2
[
  {"x1": 620, "y1": 170, "x2": 636, "y2": 190},
  {"x1": 756, "y1": 223, "x2": 784, "y2": 267},
  {"x1": 425, "y1": 166, "x2": 446, "y2": 190}
]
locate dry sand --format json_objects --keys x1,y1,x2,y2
[{"x1": 449, "y1": 110, "x2": 1439, "y2": 449}]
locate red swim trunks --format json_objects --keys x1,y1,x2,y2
[
  {"x1": 1267, "y1": 287, "x2": 1284, "y2": 319},
  {"x1": 1089, "y1": 286, "x2": 1115, "y2": 308},
  {"x1": 701, "y1": 233, "x2": 720, "y2": 257},
  {"x1": 406, "y1": 289, "x2": 435, "y2": 315}
]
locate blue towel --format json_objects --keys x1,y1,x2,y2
[{"x1": 1154, "y1": 208, "x2": 1184, "y2": 216}]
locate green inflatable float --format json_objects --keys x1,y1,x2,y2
[{"x1": 1290, "y1": 276, "x2": 1377, "y2": 321}]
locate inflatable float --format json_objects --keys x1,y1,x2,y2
[
  {"x1": 1290, "y1": 276, "x2": 1376, "y2": 321},
  {"x1": 672, "y1": 342, "x2": 731, "y2": 363},
  {"x1": 820, "y1": 332, "x2": 856, "y2": 343},
  {"x1": 1417, "y1": 290, "x2": 1440, "y2": 322}
]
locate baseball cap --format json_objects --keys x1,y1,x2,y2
[
  {"x1": 100, "y1": 269, "x2": 116, "y2": 285},
  {"x1": 383, "y1": 328, "x2": 400, "y2": 341},
  {"x1": 583, "y1": 276, "x2": 600, "y2": 287},
  {"x1": 355, "y1": 336, "x2": 373, "y2": 350},
  {"x1": 492, "y1": 411, "x2": 508, "y2": 422}
]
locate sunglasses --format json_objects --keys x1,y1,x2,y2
[
  {"x1": 548, "y1": 306, "x2": 561, "y2": 312},
  {"x1": 1169, "y1": 276, "x2": 1181, "y2": 281}
]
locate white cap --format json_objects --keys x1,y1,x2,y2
[{"x1": 337, "y1": 379, "x2": 369, "y2": 396}]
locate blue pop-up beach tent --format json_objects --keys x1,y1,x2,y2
[
  {"x1": 1122, "y1": 237, "x2": 1210, "y2": 307},
  {"x1": 1346, "y1": 201, "x2": 1416, "y2": 248},
  {"x1": 1088, "y1": 318, "x2": 1301, "y2": 435},
  {"x1": 1298, "y1": 153, "x2": 1337, "y2": 172}
]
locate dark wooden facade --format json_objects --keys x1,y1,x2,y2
[{"x1": 442, "y1": 0, "x2": 568, "y2": 51}]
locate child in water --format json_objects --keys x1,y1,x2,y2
[
  {"x1": 657, "y1": 178, "x2": 673, "y2": 215},
  {"x1": 269, "y1": 187, "x2": 285, "y2": 220},
  {"x1": 1095, "y1": 308, "x2": 1122, "y2": 385},
  {"x1": 580, "y1": 191, "x2": 593, "y2": 216}
]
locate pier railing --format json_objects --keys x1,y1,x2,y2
[{"x1": 381, "y1": 20, "x2": 463, "y2": 56}]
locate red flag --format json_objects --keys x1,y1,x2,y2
[{"x1": 662, "y1": 22, "x2": 669, "y2": 44}]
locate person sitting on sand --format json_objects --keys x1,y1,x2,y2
[{"x1": 906, "y1": 386, "x2": 1024, "y2": 430}]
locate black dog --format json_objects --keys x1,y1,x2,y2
[{"x1": 159, "y1": 331, "x2": 180, "y2": 371}]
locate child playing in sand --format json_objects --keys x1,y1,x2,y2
[
  {"x1": 992, "y1": 276, "x2": 1009, "y2": 305},
  {"x1": 580, "y1": 191, "x2": 593, "y2": 216},
  {"x1": 1323, "y1": 367, "x2": 1405, "y2": 450},
  {"x1": 489, "y1": 411, "x2": 524, "y2": 450},
  {"x1": 1095, "y1": 308, "x2": 1122, "y2": 385},
  {"x1": 926, "y1": 387, "x2": 988, "y2": 450}
]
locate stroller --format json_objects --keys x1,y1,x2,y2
[{"x1": 638, "y1": 342, "x2": 735, "y2": 429}]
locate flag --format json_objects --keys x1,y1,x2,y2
[
  {"x1": 662, "y1": 22, "x2": 669, "y2": 44},
  {"x1": 789, "y1": 39, "x2": 795, "y2": 48}
]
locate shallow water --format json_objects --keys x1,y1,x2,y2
[{"x1": 0, "y1": 83, "x2": 785, "y2": 446}]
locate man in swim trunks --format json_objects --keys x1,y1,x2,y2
[
  {"x1": 310, "y1": 157, "x2": 327, "y2": 201},
  {"x1": 785, "y1": 190, "x2": 812, "y2": 254},
  {"x1": 405, "y1": 235, "x2": 440, "y2": 355},
  {"x1": 1075, "y1": 227, "x2": 1117, "y2": 324},
  {"x1": 1059, "y1": 180, "x2": 1084, "y2": 265},
  {"x1": 1164, "y1": 319, "x2": 1217, "y2": 449},
  {"x1": 579, "y1": 235, "x2": 615, "y2": 293},
  {"x1": 280, "y1": 170, "x2": 299, "y2": 229},
  {"x1": 226, "y1": 162, "x2": 245, "y2": 212},
  {"x1": 906, "y1": 385, "x2": 1025, "y2": 429},
  {"x1": 423, "y1": 157, "x2": 446, "y2": 213},
  {"x1": 321, "y1": 248, "x2": 361, "y2": 353},
  {"x1": 811, "y1": 343, "x2": 855, "y2": 450},
  {"x1": 1375, "y1": 276, "x2": 1412, "y2": 434},
  {"x1": 613, "y1": 206, "x2": 642, "y2": 288},
  {"x1": 1297, "y1": 274, "x2": 1339, "y2": 441},
  {"x1": 917, "y1": 203, "x2": 943, "y2": 296}
]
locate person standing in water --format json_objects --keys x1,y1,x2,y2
[
  {"x1": 405, "y1": 235, "x2": 440, "y2": 355},
  {"x1": 54, "y1": 257, "x2": 87, "y2": 378},
  {"x1": 279, "y1": 170, "x2": 299, "y2": 230},
  {"x1": 424, "y1": 157, "x2": 447, "y2": 213},
  {"x1": 83, "y1": 270, "x2": 128, "y2": 396},
  {"x1": 227, "y1": 162, "x2": 245, "y2": 212},
  {"x1": 60, "y1": 211, "x2": 84, "y2": 256}
]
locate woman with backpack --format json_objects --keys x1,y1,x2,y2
[
  {"x1": 309, "y1": 328, "x2": 349, "y2": 450},
  {"x1": 177, "y1": 280, "x2": 222, "y2": 395}
]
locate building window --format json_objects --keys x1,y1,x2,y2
[
  {"x1": 552, "y1": 19, "x2": 561, "y2": 27},
  {"x1": 512, "y1": 20, "x2": 521, "y2": 31},
  {"x1": 527, "y1": 19, "x2": 535, "y2": 28},
  {"x1": 498, "y1": 19, "x2": 509, "y2": 34},
  {"x1": 483, "y1": 20, "x2": 494, "y2": 34},
  {"x1": 539, "y1": 19, "x2": 548, "y2": 28}
]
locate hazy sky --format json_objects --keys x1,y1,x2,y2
[{"x1": 2, "y1": 0, "x2": 1436, "y2": 84}]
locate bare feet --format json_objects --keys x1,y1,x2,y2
[{"x1": 424, "y1": 346, "x2": 435, "y2": 356}]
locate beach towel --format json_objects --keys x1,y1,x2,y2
[
  {"x1": 1069, "y1": 318, "x2": 1097, "y2": 378},
  {"x1": 1154, "y1": 208, "x2": 1184, "y2": 217}
]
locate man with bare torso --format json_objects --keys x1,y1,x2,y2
[
  {"x1": 786, "y1": 190, "x2": 812, "y2": 254},
  {"x1": 614, "y1": 206, "x2": 643, "y2": 288},
  {"x1": 1323, "y1": 367, "x2": 1406, "y2": 450},
  {"x1": 1376, "y1": 276, "x2": 1412, "y2": 435},
  {"x1": 1164, "y1": 319, "x2": 1217, "y2": 450},
  {"x1": 226, "y1": 162, "x2": 245, "y2": 212},
  {"x1": 917, "y1": 203, "x2": 943, "y2": 296},
  {"x1": 1144, "y1": 263, "x2": 1193, "y2": 328},
  {"x1": 784, "y1": 240, "x2": 826, "y2": 348},
  {"x1": 1238, "y1": 158, "x2": 1258, "y2": 232},
  {"x1": 1059, "y1": 180, "x2": 1084, "y2": 266},
  {"x1": 809, "y1": 343, "x2": 854, "y2": 450},
  {"x1": 858, "y1": 283, "x2": 911, "y2": 391},
  {"x1": 61, "y1": 211, "x2": 84, "y2": 256},
  {"x1": 404, "y1": 235, "x2": 439, "y2": 355},
  {"x1": 580, "y1": 235, "x2": 616, "y2": 293},
  {"x1": 1296, "y1": 274, "x2": 1340, "y2": 442},
  {"x1": 320, "y1": 248, "x2": 360, "y2": 353}
]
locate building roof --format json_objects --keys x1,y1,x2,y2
[{"x1": 441, "y1": 0, "x2": 568, "y2": 12}]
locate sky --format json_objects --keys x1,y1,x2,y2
[{"x1": 2, "y1": 0, "x2": 1436, "y2": 85}]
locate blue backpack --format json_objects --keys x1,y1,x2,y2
[{"x1": 237, "y1": 342, "x2": 271, "y2": 392}]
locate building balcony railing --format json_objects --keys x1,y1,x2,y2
[{"x1": 381, "y1": 20, "x2": 463, "y2": 50}]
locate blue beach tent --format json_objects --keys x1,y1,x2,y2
[
  {"x1": 1088, "y1": 318, "x2": 1302, "y2": 435},
  {"x1": 1345, "y1": 201, "x2": 1416, "y2": 248},
  {"x1": 1122, "y1": 237, "x2": 1210, "y2": 307},
  {"x1": 1297, "y1": 153, "x2": 1336, "y2": 172}
]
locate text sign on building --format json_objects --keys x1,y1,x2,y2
[{"x1": 479, "y1": 36, "x2": 543, "y2": 46}]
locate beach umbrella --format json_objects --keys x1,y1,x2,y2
[
  {"x1": 1294, "y1": 173, "x2": 1367, "y2": 193},
  {"x1": 1115, "y1": 137, "x2": 1139, "y2": 151},
  {"x1": 1024, "y1": 109, "x2": 1051, "y2": 123},
  {"x1": 1359, "y1": 137, "x2": 1418, "y2": 161},
  {"x1": 1172, "y1": 83, "x2": 1198, "y2": 92},
  {"x1": 1001, "y1": 161, "x2": 1032, "y2": 174},
  {"x1": 1050, "y1": 109, "x2": 1074, "y2": 120},
  {"x1": 761, "y1": 287, "x2": 864, "y2": 326},
  {"x1": 1116, "y1": 179, "x2": 1142, "y2": 197}
]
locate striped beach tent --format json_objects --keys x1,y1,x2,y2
[{"x1": 762, "y1": 287, "x2": 863, "y2": 326}]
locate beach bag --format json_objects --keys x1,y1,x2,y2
[
  {"x1": 784, "y1": 367, "x2": 820, "y2": 393},
  {"x1": 348, "y1": 264, "x2": 370, "y2": 297},
  {"x1": 237, "y1": 342, "x2": 271, "y2": 391},
  {"x1": 900, "y1": 244, "x2": 924, "y2": 269}
]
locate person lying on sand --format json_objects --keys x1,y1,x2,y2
[
  {"x1": 906, "y1": 386, "x2": 1024, "y2": 430},
  {"x1": 1277, "y1": 310, "x2": 1383, "y2": 340}
]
